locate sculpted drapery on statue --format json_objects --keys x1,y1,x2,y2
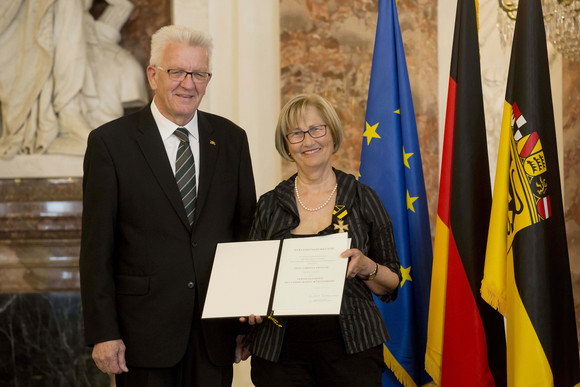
[{"x1": 0, "y1": 0, "x2": 148, "y2": 160}]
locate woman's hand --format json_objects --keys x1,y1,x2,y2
[
  {"x1": 341, "y1": 248, "x2": 376, "y2": 279},
  {"x1": 341, "y1": 248, "x2": 400, "y2": 295},
  {"x1": 239, "y1": 314, "x2": 263, "y2": 325}
]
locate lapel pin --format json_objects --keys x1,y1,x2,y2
[{"x1": 210, "y1": 140, "x2": 216, "y2": 146}]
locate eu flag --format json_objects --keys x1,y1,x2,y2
[{"x1": 359, "y1": 0, "x2": 433, "y2": 386}]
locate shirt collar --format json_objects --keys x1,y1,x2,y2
[{"x1": 151, "y1": 98, "x2": 199, "y2": 141}]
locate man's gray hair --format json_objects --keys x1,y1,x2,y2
[{"x1": 149, "y1": 25, "x2": 213, "y2": 70}]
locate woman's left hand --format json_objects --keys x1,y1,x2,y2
[
  {"x1": 341, "y1": 249, "x2": 400, "y2": 295},
  {"x1": 341, "y1": 248, "x2": 376, "y2": 279}
]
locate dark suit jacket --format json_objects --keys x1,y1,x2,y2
[{"x1": 79, "y1": 105, "x2": 256, "y2": 368}]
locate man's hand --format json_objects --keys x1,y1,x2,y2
[
  {"x1": 234, "y1": 334, "x2": 251, "y2": 363},
  {"x1": 92, "y1": 339, "x2": 129, "y2": 374}
]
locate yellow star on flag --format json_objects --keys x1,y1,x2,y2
[
  {"x1": 400, "y1": 265, "x2": 412, "y2": 287},
  {"x1": 394, "y1": 109, "x2": 400, "y2": 114},
  {"x1": 363, "y1": 121, "x2": 381, "y2": 146},
  {"x1": 403, "y1": 146, "x2": 414, "y2": 169},
  {"x1": 406, "y1": 190, "x2": 418, "y2": 212}
]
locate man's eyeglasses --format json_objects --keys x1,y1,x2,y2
[
  {"x1": 156, "y1": 66, "x2": 212, "y2": 83},
  {"x1": 286, "y1": 125, "x2": 328, "y2": 144}
]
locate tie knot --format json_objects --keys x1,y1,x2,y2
[{"x1": 174, "y1": 127, "x2": 189, "y2": 142}]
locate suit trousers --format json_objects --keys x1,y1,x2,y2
[
  {"x1": 250, "y1": 337, "x2": 384, "y2": 387},
  {"x1": 115, "y1": 303, "x2": 233, "y2": 387}
]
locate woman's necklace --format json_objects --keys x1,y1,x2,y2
[{"x1": 294, "y1": 176, "x2": 338, "y2": 212}]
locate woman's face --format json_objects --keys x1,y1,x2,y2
[{"x1": 287, "y1": 106, "x2": 334, "y2": 173}]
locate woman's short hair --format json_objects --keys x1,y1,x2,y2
[
  {"x1": 275, "y1": 94, "x2": 343, "y2": 162},
  {"x1": 149, "y1": 25, "x2": 213, "y2": 70}
]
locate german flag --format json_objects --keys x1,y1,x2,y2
[
  {"x1": 482, "y1": 0, "x2": 580, "y2": 385},
  {"x1": 425, "y1": 0, "x2": 507, "y2": 385}
]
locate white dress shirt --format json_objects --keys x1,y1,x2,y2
[{"x1": 150, "y1": 98, "x2": 200, "y2": 192}]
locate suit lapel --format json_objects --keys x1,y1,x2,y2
[
  {"x1": 136, "y1": 107, "x2": 191, "y2": 230},
  {"x1": 196, "y1": 111, "x2": 218, "y2": 222}
]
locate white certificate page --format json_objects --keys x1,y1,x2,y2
[
  {"x1": 271, "y1": 233, "x2": 349, "y2": 316},
  {"x1": 202, "y1": 240, "x2": 280, "y2": 319}
]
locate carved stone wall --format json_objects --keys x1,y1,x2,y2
[{"x1": 0, "y1": 1, "x2": 170, "y2": 385}]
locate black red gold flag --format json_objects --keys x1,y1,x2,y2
[{"x1": 426, "y1": 0, "x2": 507, "y2": 385}]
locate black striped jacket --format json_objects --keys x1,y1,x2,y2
[{"x1": 243, "y1": 169, "x2": 402, "y2": 362}]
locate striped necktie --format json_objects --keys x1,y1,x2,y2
[{"x1": 174, "y1": 127, "x2": 196, "y2": 225}]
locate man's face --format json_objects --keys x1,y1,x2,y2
[{"x1": 147, "y1": 42, "x2": 210, "y2": 126}]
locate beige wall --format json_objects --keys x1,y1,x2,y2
[{"x1": 173, "y1": 0, "x2": 282, "y2": 197}]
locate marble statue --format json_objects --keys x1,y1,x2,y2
[{"x1": 0, "y1": 0, "x2": 148, "y2": 160}]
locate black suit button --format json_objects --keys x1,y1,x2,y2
[
  {"x1": 187, "y1": 282, "x2": 194, "y2": 289},
  {"x1": 191, "y1": 241, "x2": 198, "y2": 247}
]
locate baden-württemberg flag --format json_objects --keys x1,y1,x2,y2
[
  {"x1": 481, "y1": 0, "x2": 580, "y2": 385},
  {"x1": 359, "y1": 0, "x2": 432, "y2": 385},
  {"x1": 425, "y1": 0, "x2": 507, "y2": 385}
]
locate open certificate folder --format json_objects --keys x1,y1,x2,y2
[{"x1": 201, "y1": 233, "x2": 350, "y2": 319}]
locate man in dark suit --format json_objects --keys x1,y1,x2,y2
[{"x1": 79, "y1": 25, "x2": 256, "y2": 387}]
